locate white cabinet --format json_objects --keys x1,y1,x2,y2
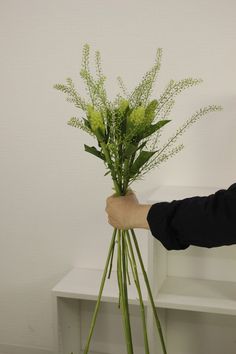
[
  {"x1": 51, "y1": 268, "x2": 154, "y2": 354},
  {"x1": 52, "y1": 185, "x2": 236, "y2": 354}
]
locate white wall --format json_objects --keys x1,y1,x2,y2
[{"x1": 0, "y1": 0, "x2": 235, "y2": 352}]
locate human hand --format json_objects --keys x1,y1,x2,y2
[{"x1": 105, "y1": 189, "x2": 151, "y2": 230}]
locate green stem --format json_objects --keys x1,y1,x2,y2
[
  {"x1": 118, "y1": 287, "x2": 121, "y2": 309},
  {"x1": 83, "y1": 230, "x2": 116, "y2": 354},
  {"x1": 123, "y1": 158, "x2": 130, "y2": 192},
  {"x1": 117, "y1": 230, "x2": 122, "y2": 310},
  {"x1": 123, "y1": 152, "x2": 136, "y2": 192},
  {"x1": 121, "y1": 230, "x2": 133, "y2": 346},
  {"x1": 100, "y1": 141, "x2": 121, "y2": 195},
  {"x1": 118, "y1": 143, "x2": 124, "y2": 192},
  {"x1": 107, "y1": 228, "x2": 117, "y2": 279},
  {"x1": 124, "y1": 236, "x2": 136, "y2": 280},
  {"x1": 117, "y1": 232, "x2": 121, "y2": 309},
  {"x1": 117, "y1": 230, "x2": 134, "y2": 353},
  {"x1": 129, "y1": 229, "x2": 167, "y2": 354},
  {"x1": 125, "y1": 238, "x2": 131, "y2": 285},
  {"x1": 125, "y1": 230, "x2": 150, "y2": 354}
]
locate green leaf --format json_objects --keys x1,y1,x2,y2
[
  {"x1": 83, "y1": 117, "x2": 92, "y2": 130},
  {"x1": 120, "y1": 115, "x2": 127, "y2": 136},
  {"x1": 104, "y1": 170, "x2": 111, "y2": 176},
  {"x1": 124, "y1": 143, "x2": 138, "y2": 158},
  {"x1": 84, "y1": 144, "x2": 105, "y2": 160},
  {"x1": 130, "y1": 150, "x2": 157, "y2": 177},
  {"x1": 124, "y1": 141, "x2": 147, "y2": 159},
  {"x1": 137, "y1": 119, "x2": 171, "y2": 140},
  {"x1": 137, "y1": 140, "x2": 148, "y2": 151}
]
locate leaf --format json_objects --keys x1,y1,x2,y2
[
  {"x1": 84, "y1": 144, "x2": 105, "y2": 161},
  {"x1": 137, "y1": 140, "x2": 148, "y2": 151},
  {"x1": 83, "y1": 117, "x2": 92, "y2": 130},
  {"x1": 138, "y1": 119, "x2": 171, "y2": 140},
  {"x1": 104, "y1": 170, "x2": 111, "y2": 176},
  {"x1": 124, "y1": 143, "x2": 138, "y2": 158},
  {"x1": 130, "y1": 150, "x2": 157, "y2": 177},
  {"x1": 124, "y1": 141, "x2": 147, "y2": 159},
  {"x1": 120, "y1": 115, "x2": 127, "y2": 136}
]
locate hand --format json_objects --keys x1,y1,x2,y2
[{"x1": 105, "y1": 189, "x2": 151, "y2": 230}]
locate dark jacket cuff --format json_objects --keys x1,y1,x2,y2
[{"x1": 147, "y1": 200, "x2": 190, "y2": 251}]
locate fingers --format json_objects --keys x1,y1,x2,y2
[
  {"x1": 106, "y1": 189, "x2": 135, "y2": 202},
  {"x1": 106, "y1": 193, "x2": 116, "y2": 204},
  {"x1": 107, "y1": 215, "x2": 116, "y2": 228},
  {"x1": 105, "y1": 202, "x2": 111, "y2": 214},
  {"x1": 105, "y1": 197, "x2": 113, "y2": 211},
  {"x1": 106, "y1": 196, "x2": 113, "y2": 204},
  {"x1": 126, "y1": 188, "x2": 134, "y2": 195}
]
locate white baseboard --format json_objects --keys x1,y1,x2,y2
[{"x1": 0, "y1": 343, "x2": 53, "y2": 354}]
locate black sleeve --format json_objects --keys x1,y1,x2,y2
[{"x1": 146, "y1": 182, "x2": 236, "y2": 251}]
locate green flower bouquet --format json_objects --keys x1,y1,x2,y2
[{"x1": 53, "y1": 43, "x2": 222, "y2": 354}]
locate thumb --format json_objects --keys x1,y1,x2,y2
[{"x1": 125, "y1": 188, "x2": 135, "y2": 196}]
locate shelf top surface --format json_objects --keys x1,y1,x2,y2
[
  {"x1": 51, "y1": 269, "x2": 236, "y2": 315},
  {"x1": 156, "y1": 275, "x2": 236, "y2": 315},
  {"x1": 146, "y1": 185, "x2": 220, "y2": 203},
  {"x1": 52, "y1": 267, "x2": 148, "y2": 305}
]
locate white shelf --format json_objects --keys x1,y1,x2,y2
[
  {"x1": 52, "y1": 267, "x2": 148, "y2": 305},
  {"x1": 52, "y1": 184, "x2": 236, "y2": 354},
  {"x1": 155, "y1": 276, "x2": 236, "y2": 315},
  {"x1": 51, "y1": 267, "x2": 151, "y2": 354}
]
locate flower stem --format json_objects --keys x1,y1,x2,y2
[
  {"x1": 121, "y1": 230, "x2": 133, "y2": 345},
  {"x1": 117, "y1": 229, "x2": 134, "y2": 353},
  {"x1": 129, "y1": 228, "x2": 167, "y2": 354},
  {"x1": 118, "y1": 287, "x2": 121, "y2": 308},
  {"x1": 100, "y1": 141, "x2": 121, "y2": 195},
  {"x1": 107, "y1": 228, "x2": 117, "y2": 279},
  {"x1": 125, "y1": 238, "x2": 131, "y2": 285},
  {"x1": 83, "y1": 229, "x2": 116, "y2": 354},
  {"x1": 125, "y1": 230, "x2": 150, "y2": 354}
]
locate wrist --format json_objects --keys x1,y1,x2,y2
[{"x1": 131, "y1": 204, "x2": 152, "y2": 229}]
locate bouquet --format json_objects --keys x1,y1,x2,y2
[{"x1": 53, "y1": 43, "x2": 222, "y2": 354}]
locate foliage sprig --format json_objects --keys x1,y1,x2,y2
[{"x1": 53, "y1": 43, "x2": 222, "y2": 195}]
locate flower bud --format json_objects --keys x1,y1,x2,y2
[
  {"x1": 87, "y1": 104, "x2": 105, "y2": 137},
  {"x1": 145, "y1": 99, "x2": 158, "y2": 124},
  {"x1": 128, "y1": 106, "x2": 146, "y2": 126},
  {"x1": 118, "y1": 98, "x2": 129, "y2": 116}
]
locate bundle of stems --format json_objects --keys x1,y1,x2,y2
[{"x1": 54, "y1": 43, "x2": 222, "y2": 354}]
